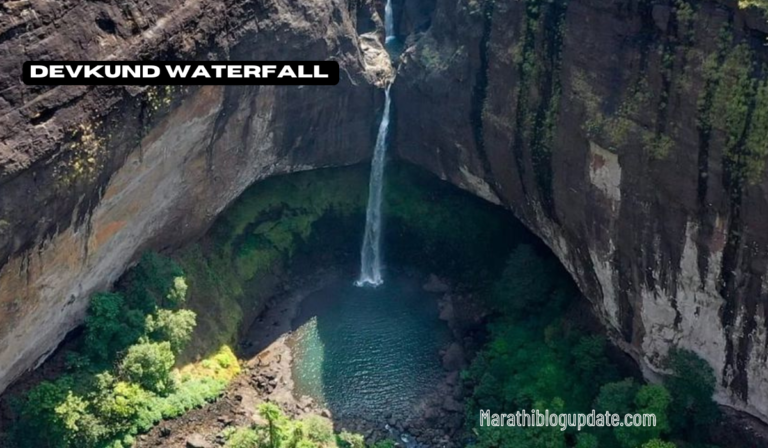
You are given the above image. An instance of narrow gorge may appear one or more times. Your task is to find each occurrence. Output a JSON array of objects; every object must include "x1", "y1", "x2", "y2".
[{"x1": 2, "y1": 0, "x2": 768, "y2": 447}]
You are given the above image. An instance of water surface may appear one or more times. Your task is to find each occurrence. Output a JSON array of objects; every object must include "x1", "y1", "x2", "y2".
[{"x1": 289, "y1": 275, "x2": 451, "y2": 421}]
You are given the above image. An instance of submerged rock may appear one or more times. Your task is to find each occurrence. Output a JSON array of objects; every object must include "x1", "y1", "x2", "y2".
[
  {"x1": 423, "y1": 274, "x2": 450, "y2": 293},
  {"x1": 441, "y1": 343, "x2": 466, "y2": 371}
]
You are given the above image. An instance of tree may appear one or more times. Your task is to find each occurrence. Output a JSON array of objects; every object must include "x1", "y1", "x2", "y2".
[
  {"x1": 303, "y1": 415, "x2": 334, "y2": 444},
  {"x1": 572, "y1": 336, "x2": 618, "y2": 389},
  {"x1": 491, "y1": 245, "x2": 561, "y2": 317},
  {"x1": 83, "y1": 292, "x2": 145, "y2": 363},
  {"x1": 595, "y1": 379, "x2": 638, "y2": 415},
  {"x1": 92, "y1": 376, "x2": 154, "y2": 431},
  {"x1": 121, "y1": 252, "x2": 187, "y2": 311},
  {"x1": 664, "y1": 349, "x2": 719, "y2": 436},
  {"x1": 337, "y1": 431, "x2": 365, "y2": 448},
  {"x1": 473, "y1": 425, "x2": 567, "y2": 448},
  {"x1": 286, "y1": 421, "x2": 308, "y2": 448},
  {"x1": 613, "y1": 384, "x2": 671, "y2": 448},
  {"x1": 575, "y1": 433, "x2": 599, "y2": 448},
  {"x1": 119, "y1": 341, "x2": 175, "y2": 394},
  {"x1": 259, "y1": 403, "x2": 286, "y2": 448},
  {"x1": 13, "y1": 377, "x2": 74, "y2": 448},
  {"x1": 145, "y1": 309, "x2": 197, "y2": 354},
  {"x1": 55, "y1": 391, "x2": 107, "y2": 447}
]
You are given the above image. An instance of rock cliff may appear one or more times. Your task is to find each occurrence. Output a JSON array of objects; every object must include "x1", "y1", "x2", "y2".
[
  {"x1": 394, "y1": 0, "x2": 768, "y2": 422},
  {"x1": 4, "y1": 0, "x2": 768, "y2": 428},
  {"x1": 0, "y1": 0, "x2": 390, "y2": 394}
]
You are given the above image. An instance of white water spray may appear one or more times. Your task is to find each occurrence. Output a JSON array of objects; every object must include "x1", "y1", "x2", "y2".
[{"x1": 356, "y1": 86, "x2": 392, "y2": 287}]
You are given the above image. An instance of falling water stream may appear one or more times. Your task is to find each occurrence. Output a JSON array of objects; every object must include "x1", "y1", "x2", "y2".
[
  {"x1": 384, "y1": 0, "x2": 395, "y2": 43},
  {"x1": 297, "y1": 3, "x2": 439, "y2": 445},
  {"x1": 356, "y1": 0, "x2": 396, "y2": 287},
  {"x1": 356, "y1": 87, "x2": 392, "y2": 287}
]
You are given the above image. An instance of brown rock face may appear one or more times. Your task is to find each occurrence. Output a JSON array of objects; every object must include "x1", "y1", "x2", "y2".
[
  {"x1": 394, "y1": 0, "x2": 768, "y2": 422},
  {"x1": 0, "y1": 0, "x2": 391, "y2": 393}
]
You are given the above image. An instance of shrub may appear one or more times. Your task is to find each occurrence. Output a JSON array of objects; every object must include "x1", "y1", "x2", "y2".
[
  {"x1": 145, "y1": 309, "x2": 197, "y2": 354},
  {"x1": 12, "y1": 376, "x2": 74, "y2": 447},
  {"x1": 83, "y1": 292, "x2": 145, "y2": 363},
  {"x1": 121, "y1": 252, "x2": 187, "y2": 310},
  {"x1": 664, "y1": 349, "x2": 719, "y2": 436},
  {"x1": 302, "y1": 414, "x2": 334, "y2": 444},
  {"x1": 223, "y1": 427, "x2": 261, "y2": 448},
  {"x1": 337, "y1": 431, "x2": 365, "y2": 448},
  {"x1": 119, "y1": 341, "x2": 175, "y2": 394}
]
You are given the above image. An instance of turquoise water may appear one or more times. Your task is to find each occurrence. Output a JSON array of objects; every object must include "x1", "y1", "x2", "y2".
[{"x1": 289, "y1": 276, "x2": 451, "y2": 421}]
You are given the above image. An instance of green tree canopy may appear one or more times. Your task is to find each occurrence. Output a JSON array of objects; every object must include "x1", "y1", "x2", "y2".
[{"x1": 119, "y1": 341, "x2": 175, "y2": 394}]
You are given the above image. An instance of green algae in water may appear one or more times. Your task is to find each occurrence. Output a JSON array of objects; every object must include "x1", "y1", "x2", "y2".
[{"x1": 289, "y1": 275, "x2": 451, "y2": 421}]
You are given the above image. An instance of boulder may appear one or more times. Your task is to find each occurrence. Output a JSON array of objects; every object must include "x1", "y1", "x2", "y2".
[{"x1": 186, "y1": 434, "x2": 211, "y2": 448}]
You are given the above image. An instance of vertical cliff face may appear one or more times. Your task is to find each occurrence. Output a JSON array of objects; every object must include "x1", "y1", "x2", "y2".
[
  {"x1": 0, "y1": 0, "x2": 391, "y2": 394},
  {"x1": 394, "y1": 0, "x2": 768, "y2": 422}
]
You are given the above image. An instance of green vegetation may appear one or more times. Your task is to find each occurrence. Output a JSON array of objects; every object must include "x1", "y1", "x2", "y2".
[
  {"x1": 464, "y1": 244, "x2": 723, "y2": 447},
  {"x1": 699, "y1": 33, "x2": 768, "y2": 187},
  {"x1": 8, "y1": 254, "x2": 239, "y2": 448},
  {"x1": 664, "y1": 349, "x2": 720, "y2": 441},
  {"x1": 217, "y1": 403, "x2": 393, "y2": 448},
  {"x1": 739, "y1": 0, "x2": 768, "y2": 15},
  {"x1": 145, "y1": 86, "x2": 175, "y2": 113},
  {"x1": 4, "y1": 163, "x2": 735, "y2": 448},
  {"x1": 55, "y1": 122, "x2": 106, "y2": 189},
  {"x1": 6, "y1": 163, "x2": 524, "y2": 447},
  {"x1": 507, "y1": 0, "x2": 569, "y2": 214},
  {"x1": 580, "y1": 75, "x2": 654, "y2": 154},
  {"x1": 644, "y1": 133, "x2": 674, "y2": 161},
  {"x1": 174, "y1": 166, "x2": 370, "y2": 358},
  {"x1": 384, "y1": 163, "x2": 520, "y2": 283}
]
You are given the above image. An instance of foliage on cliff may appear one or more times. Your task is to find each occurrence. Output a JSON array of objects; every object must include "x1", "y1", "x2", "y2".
[
  {"x1": 216, "y1": 403, "x2": 396, "y2": 448},
  {"x1": 5, "y1": 162, "x2": 528, "y2": 448},
  {"x1": 739, "y1": 0, "x2": 768, "y2": 14},
  {"x1": 384, "y1": 163, "x2": 520, "y2": 284},
  {"x1": 177, "y1": 162, "x2": 521, "y2": 360},
  {"x1": 464, "y1": 245, "x2": 722, "y2": 448},
  {"x1": 698, "y1": 30, "x2": 768, "y2": 188},
  {"x1": 8, "y1": 254, "x2": 239, "y2": 448},
  {"x1": 172, "y1": 165, "x2": 370, "y2": 359}
]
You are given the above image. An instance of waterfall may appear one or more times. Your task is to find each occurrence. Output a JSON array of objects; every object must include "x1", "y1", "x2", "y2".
[
  {"x1": 356, "y1": 0, "x2": 395, "y2": 287},
  {"x1": 384, "y1": 0, "x2": 395, "y2": 43},
  {"x1": 356, "y1": 86, "x2": 392, "y2": 287}
]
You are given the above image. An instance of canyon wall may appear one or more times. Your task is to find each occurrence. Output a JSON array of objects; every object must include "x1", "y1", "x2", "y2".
[
  {"x1": 0, "y1": 0, "x2": 389, "y2": 394},
  {"x1": 4, "y1": 0, "x2": 768, "y2": 429},
  {"x1": 394, "y1": 0, "x2": 768, "y2": 422}
]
